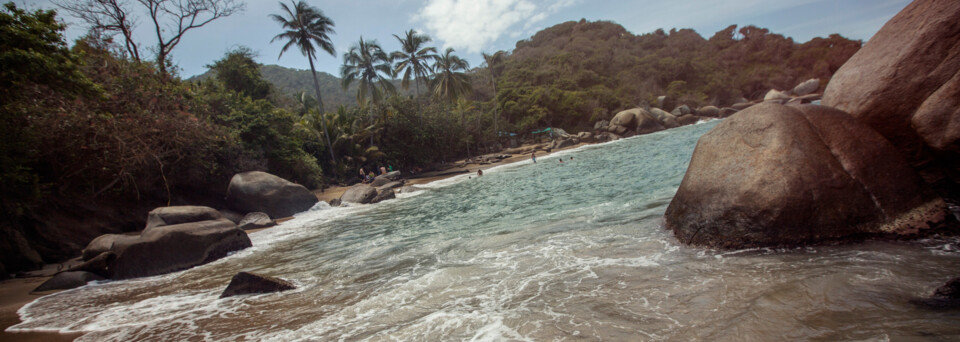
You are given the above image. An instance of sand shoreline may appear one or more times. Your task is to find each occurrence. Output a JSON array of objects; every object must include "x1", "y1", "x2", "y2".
[{"x1": 0, "y1": 141, "x2": 593, "y2": 341}]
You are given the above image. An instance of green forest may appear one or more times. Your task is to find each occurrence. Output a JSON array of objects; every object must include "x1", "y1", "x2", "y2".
[{"x1": 0, "y1": 1, "x2": 859, "y2": 271}]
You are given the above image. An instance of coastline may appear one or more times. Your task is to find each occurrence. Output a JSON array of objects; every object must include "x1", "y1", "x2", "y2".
[{"x1": 0, "y1": 140, "x2": 592, "y2": 341}]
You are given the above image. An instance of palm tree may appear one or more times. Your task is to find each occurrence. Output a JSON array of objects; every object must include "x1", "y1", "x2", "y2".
[
  {"x1": 270, "y1": 0, "x2": 337, "y2": 165},
  {"x1": 340, "y1": 37, "x2": 395, "y2": 146},
  {"x1": 391, "y1": 29, "x2": 438, "y2": 122},
  {"x1": 431, "y1": 47, "x2": 472, "y2": 106},
  {"x1": 483, "y1": 51, "x2": 506, "y2": 137}
]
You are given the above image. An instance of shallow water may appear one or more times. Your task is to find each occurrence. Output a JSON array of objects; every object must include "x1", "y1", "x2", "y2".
[{"x1": 10, "y1": 120, "x2": 960, "y2": 341}]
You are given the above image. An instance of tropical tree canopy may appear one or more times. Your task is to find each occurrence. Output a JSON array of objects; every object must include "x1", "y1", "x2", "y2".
[
  {"x1": 340, "y1": 37, "x2": 396, "y2": 106},
  {"x1": 269, "y1": 0, "x2": 338, "y2": 164},
  {"x1": 431, "y1": 47, "x2": 472, "y2": 104},
  {"x1": 392, "y1": 29, "x2": 437, "y2": 93}
]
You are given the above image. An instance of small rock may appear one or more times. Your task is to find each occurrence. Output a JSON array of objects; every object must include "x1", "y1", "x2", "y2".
[
  {"x1": 33, "y1": 271, "x2": 105, "y2": 292},
  {"x1": 792, "y1": 78, "x2": 820, "y2": 96},
  {"x1": 220, "y1": 272, "x2": 295, "y2": 298},
  {"x1": 237, "y1": 212, "x2": 276, "y2": 231},
  {"x1": 328, "y1": 198, "x2": 341, "y2": 207},
  {"x1": 697, "y1": 106, "x2": 720, "y2": 117},
  {"x1": 719, "y1": 108, "x2": 738, "y2": 118}
]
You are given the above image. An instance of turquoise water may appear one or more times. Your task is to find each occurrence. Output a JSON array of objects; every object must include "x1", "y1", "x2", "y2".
[{"x1": 10, "y1": 120, "x2": 960, "y2": 341}]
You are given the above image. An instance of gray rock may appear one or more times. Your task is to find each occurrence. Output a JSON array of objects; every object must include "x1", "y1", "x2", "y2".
[
  {"x1": 678, "y1": 114, "x2": 699, "y2": 126},
  {"x1": 82, "y1": 234, "x2": 139, "y2": 261},
  {"x1": 792, "y1": 78, "x2": 820, "y2": 96},
  {"x1": 111, "y1": 219, "x2": 251, "y2": 279},
  {"x1": 68, "y1": 251, "x2": 116, "y2": 278},
  {"x1": 371, "y1": 188, "x2": 396, "y2": 203},
  {"x1": 341, "y1": 184, "x2": 378, "y2": 204},
  {"x1": 671, "y1": 104, "x2": 692, "y2": 116},
  {"x1": 237, "y1": 212, "x2": 276, "y2": 231},
  {"x1": 610, "y1": 109, "x2": 639, "y2": 129},
  {"x1": 763, "y1": 89, "x2": 790, "y2": 102},
  {"x1": 33, "y1": 271, "x2": 105, "y2": 292},
  {"x1": 593, "y1": 120, "x2": 609, "y2": 131},
  {"x1": 607, "y1": 124, "x2": 628, "y2": 135},
  {"x1": 731, "y1": 102, "x2": 754, "y2": 111},
  {"x1": 377, "y1": 181, "x2": 404, "y2": 191},
  {"x1": 225, "y1": 171, "x2": 318, "y2": 219},
  {"x1": 220, "y1": 271, "x2": 295, "y2": 298},
  {"x1": 697, "y1": 106, "x2": 720, "y2": 117},
  {"x1": 636, "y1": 111, "x2": 666, "y2": 135},
  {"x1": 328, "y1": 198, "x2": 341, "y2": 207},
  {"x1": 144, "y1": 206, "x2": 222, "y2": 232}
]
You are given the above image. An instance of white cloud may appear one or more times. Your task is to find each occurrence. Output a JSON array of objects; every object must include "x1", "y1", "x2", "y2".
[{"x1": 415, "y1": 0, "x2": 578, "y2": 53}]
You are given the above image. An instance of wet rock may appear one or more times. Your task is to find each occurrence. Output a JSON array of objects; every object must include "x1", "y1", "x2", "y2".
[
  {"x1": 665, "y1": 103, "x2": 946, "y2": 248},
  {"x1": 68, "y1": 251, "x2": 116, "y2": 278},
  {"x1": 144, "y1": 206, "x2": 222, "y2": 233},
  {"x1": 340, "y1": 184, "x2": 378, "y2": 204},
  {"x1": 328, "y1": 198, "x2": 341, "y2": 207},
  {"x1": 111, "y1": 219, "x2": 251, "y2": 279},
  {"x1": 377, "y1": 181, "x2": 405, "y2": 191},
  {"x1": 912, "y1": 277, "x2": 960, "y2": 309},
  {"x1": 372, "y1": 188, "x2": 396, "y2": 203},
  {"x1": 237, "y1": 212, "x2": 276, "y2": 231},
  {"x1": 225, "y1": 171, "x2": 318, "y2": 219},
  {"x1": 220, "y1": 271, "x2": 295, "y2": 298},
  {"x1": 33, "y1": 271, "x2": 105, "y2": 292}
]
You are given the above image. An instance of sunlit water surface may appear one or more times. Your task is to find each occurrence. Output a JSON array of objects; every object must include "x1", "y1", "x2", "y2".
[{"x1": 10, "y1": 120, "x2": 960, "y2": 341}]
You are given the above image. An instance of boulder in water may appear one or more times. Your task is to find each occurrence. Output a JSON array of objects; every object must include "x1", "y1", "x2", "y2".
[
  {"x1": 665, "y1": 103, "x2": 946, "y2": 248},
  {"x1": 372, "y1": 188, "x2": 396, "y2": 203},
  {"x1": 341, "y1": 184, "x2": 378, "y2": 204},
  {"x1": 82, "y1": 234, "x2": 139, "y2": 261},
  {"x1": 111, "y1": 218, "x2": 251, "y2": 279},
  {"x1": 220, "y1": 271, "x2": 296, "y2": 298},
  {"x1": 225, "y1": 171, "x2": 318, "y2": 219}
]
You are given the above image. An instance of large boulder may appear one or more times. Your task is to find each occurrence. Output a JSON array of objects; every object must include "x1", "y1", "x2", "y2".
[
  {"x1": 636, "y1": 110, "x2": 666, "y2": 135},
  {"x1": 82, "y1": 234, "x2": 139, "y2": 261},
  {"x1": 665, "y1": 103, "x2": 946, "y2": 248},
  {"x1": 610, "y1": 108, "x2": 642, "y2": 130},
  {"x1": 823, "y1": 0, "x2": 960, "y2": 154},
  {"x1": 144, "y1": 206, "x2": 222, "y2": 232},
  {"x1": 220, "y1": 272, "x2": 296, "y2": 298},
  {"x1": 32, "y1": 271, "x2": 105, "y2": 292},
  {"x1": 649, "y1": 108, "x2": 679, "y2": 129},
  {"x1": 340, "y1": 184, "x2": 378, "y2": 204},
  {"x1": 225, "y1": 171, "x2": 319, "y2": 219},
  {"x1": 111, "y1": 219, "x2": 251, "y2": 279},
  {"x1": 792, "y1": 78, "x2": 820, "y2": 96}
]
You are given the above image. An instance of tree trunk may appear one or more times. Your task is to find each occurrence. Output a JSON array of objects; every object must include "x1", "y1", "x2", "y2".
[{"x1": 308, "y1": 57, "x2": 338, "y2": 168}]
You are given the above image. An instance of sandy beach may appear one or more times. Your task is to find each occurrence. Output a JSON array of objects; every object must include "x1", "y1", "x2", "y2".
[{"x1": 0, "y1": 141, "x2": 589, "y2": 341}]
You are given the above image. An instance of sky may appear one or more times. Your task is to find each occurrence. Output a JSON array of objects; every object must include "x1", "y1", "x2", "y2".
[{"x1": 16, "y1": 0, "x2": 912, "y2": 79}]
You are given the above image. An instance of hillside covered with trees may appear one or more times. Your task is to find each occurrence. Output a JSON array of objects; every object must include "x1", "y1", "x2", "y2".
[{"x1": 0, "y1": 0, "x2": 860, "y2": 275}]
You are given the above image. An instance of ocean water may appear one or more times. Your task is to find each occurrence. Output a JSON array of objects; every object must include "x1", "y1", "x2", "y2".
[{"x1": 9, "y1": 120, "x2": 960, "y2": 341}]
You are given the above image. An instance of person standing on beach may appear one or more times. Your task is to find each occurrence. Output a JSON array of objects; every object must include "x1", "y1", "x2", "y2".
[{"x1": 531, "y1": 151, "x2": 537, "y2": 163}]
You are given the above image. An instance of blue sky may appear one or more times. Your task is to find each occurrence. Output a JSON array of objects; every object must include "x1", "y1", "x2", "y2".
[{"x1": 17, "y1": 0, "x2": 910, "y2": 78}]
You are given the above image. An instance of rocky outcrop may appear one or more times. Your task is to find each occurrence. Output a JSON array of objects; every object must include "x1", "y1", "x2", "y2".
[
  {"x1": 341, "y1": 184, "x2": 378, "y2": 204},
  {"x1": 237, "y1": 212, "x2": 276, "y2": 231},
  {"x1": 823, "y1": 0, "x2": 960, "y2": 155},
  {"x1": 110, "y1": 219, "x2": 251, "y2": 279},
  {"x1": 220, "y1": 271, "x2": 296, "y2": 298},
  {"x1": 82, "y1": 234, "x2": 139, "y2": 261},
  {"x1": 144, "y1": 206, "x2": 222, "y2": 232},
  {"x1": 665, "y1": 103, "x2": 945, "y2": 248},
  {"x1": 225, "y1": 171, "x2": 318, "y2": 219},
  {"x1": 32, "y1": 271, "x2": 105, "y2": 292},
  {"x1": 372, "y1": 188, "x2": 396, "y2": 203}
]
